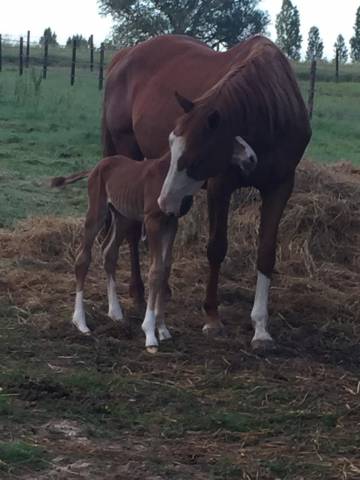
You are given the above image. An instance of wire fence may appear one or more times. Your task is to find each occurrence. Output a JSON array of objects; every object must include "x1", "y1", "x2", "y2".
[
  {"x1": 1, "y1": 31, "x2": 360, "y2": 92},
  {"x1": 0, "y1": 32, "x2": 118, "y2": 89}
]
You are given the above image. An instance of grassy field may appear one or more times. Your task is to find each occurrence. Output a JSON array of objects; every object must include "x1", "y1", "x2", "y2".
[
  {"x1": 0, "y1": 67, "x2": 360, "y2": 479},
  {"x1": 0, "y1": 66, "x2": 359, "y2": 227}
]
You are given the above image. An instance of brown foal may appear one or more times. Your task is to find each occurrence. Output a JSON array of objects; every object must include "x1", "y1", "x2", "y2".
[
  {"x1": 72, "y1": 136, "x2": 256, "y2": 351},
  {"x1": 72, "y1": 154, "x2": 179, "y2": 351}
]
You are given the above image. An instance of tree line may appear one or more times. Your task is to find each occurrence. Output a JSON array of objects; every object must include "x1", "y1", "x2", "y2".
[
  {"x1": 38, "y1": 1, "x2": 360, "y2": 62},
  {"x1": 39, "y1": 28, "x2": 93, "y2": 48}
]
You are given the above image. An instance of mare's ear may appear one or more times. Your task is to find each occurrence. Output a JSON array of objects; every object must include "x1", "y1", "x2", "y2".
[
  {"x1": 208, "y1": 110, "x2": 220, "y2": 130},
  {"x1": 174, "y1": 91, "x2": 194, "y2": 113}
]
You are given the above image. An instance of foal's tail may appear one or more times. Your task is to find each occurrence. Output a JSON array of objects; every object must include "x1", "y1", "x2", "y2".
[{"x1": 50, "y1": 169, "x2": 91, "y2": 188}]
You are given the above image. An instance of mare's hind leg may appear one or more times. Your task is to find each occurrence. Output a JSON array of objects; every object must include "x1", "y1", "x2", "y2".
[
  {"x1": 126, "y1": 222, "x2": 145, "y2": 308},
  {"x1": 101, "y1": 209, "x2": 128, "y2": 322},
  {"x1": 73, "y1": 207, "x2": 107, "y2": 334},
  {"x1": 203, "y1": 175, "x2": 237, "y2": 335},
  {"x1": 251, "y1": 175, "x2": 295, "y2": 352}
]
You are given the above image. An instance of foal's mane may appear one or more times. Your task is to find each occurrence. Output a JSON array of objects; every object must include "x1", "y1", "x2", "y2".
[{"x1": 178, "y1": 36, "x2": 306, "y2": 145}]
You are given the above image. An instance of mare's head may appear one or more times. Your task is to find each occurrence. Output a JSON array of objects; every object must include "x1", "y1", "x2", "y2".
[{"x1": 158, "y1": 92, "x2": 257, "y2": 216}]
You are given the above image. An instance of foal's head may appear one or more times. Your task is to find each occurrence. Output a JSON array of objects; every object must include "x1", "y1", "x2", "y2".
[{"x1": 158, "y1": 92, "x2": 257, "y2": 216}]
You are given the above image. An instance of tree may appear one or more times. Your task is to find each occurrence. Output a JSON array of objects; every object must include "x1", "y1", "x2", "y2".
[
  {"x1": 334, "y1": 34, "x2": 348, "y2": 63},
  {"x1": 39, "y1": 27, "x2": 58, "y2": 46},
  {"x1": 350, "y1": 6, "x2": 360, "y2": 61},
  {"x1": 98, "y1": 0, "x2": 270, "y2": 48},
  {"x1": 275, "y1": 0, "x2": 302, "y2": 60},
  {"x1": 66, "y1": 35, "x2": 89, "y2": 48},
  {"x1": 306, "y1": 26, "x2": 323, "y2": 61}
]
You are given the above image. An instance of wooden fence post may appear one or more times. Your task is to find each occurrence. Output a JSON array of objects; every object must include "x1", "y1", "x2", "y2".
[
  {"x1": 19, "y1": 36, "x2": 24, "y2": 76},
  {"x1": 308, "y1": 59, "x2": 317, "y2": 120},
  {"x1": 43, "y1": 35, "x2": 49, "y2": 79},
  {"x1": 26, "y1": 30, "x2": 30, "y2": 68},
  {"x1": 98, "y1": 42, "x2": 105, "y2": 90},
  {"x1": 89, "y1": 34, "x2": 94, "y2": 72},
  {"x1": 0, "y1": 35, "x2": 2, "y2": 72},
  {"x1": 70, "y1": 38, "x2": 77, "y2": 86},
  {"x1": 335, "y1": 48, "x2": 339, "y2": 83}
]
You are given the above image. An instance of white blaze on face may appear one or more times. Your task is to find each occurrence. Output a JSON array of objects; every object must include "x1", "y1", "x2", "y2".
[
  {"x1": 231, "y1": 136, "x2": 257, "y2": 174},
  {"x1": 158, "y1": 132, "x2": 203, "y2": 216}
]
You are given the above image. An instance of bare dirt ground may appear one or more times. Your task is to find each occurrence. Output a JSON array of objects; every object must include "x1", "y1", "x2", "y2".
[{"x1": 0, "y1": 161, "x2": 360, "y2": 479}]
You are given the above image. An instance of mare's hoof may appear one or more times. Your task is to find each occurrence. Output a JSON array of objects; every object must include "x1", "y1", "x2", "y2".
[
  {"x1": 202, "y1": 323, "x2": 225, "y2": 337},
  {"x1": 251, "y1": 339, "x2": 276, "y2": 354},
  {"x1": 146, "y1": 346, "x2": 158, "y2": 354}
]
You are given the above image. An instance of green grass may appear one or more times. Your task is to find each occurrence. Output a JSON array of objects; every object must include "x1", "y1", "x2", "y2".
[
  {"x1": 0, "y1": 66, "x2": 359, "y2": 229},
  {"x1": 0, "y1": 441, "x2": 48, "y2": 474}
]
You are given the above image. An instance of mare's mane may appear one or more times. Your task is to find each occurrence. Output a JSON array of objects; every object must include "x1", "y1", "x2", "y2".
[{"x1": 178, "y1": 36, "x2": 307, "y2": 147}]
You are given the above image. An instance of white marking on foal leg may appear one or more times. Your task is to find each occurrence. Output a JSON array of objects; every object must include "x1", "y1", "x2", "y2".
[
  {"x1": 72, "y1": 291, "x2": 90, "y2": 334},
  {"x1": 156, "y1": 294, "x2": 172, "y2": 342},
  {"x1": 250, "y1": 271, "x2": 273, "y2": 344},
  {"x1": 142, "y1": 306, "x2": 159, "y2": 350},
  {"x1": 107, "y1": 276, "x2": 123, "y2": 322}
]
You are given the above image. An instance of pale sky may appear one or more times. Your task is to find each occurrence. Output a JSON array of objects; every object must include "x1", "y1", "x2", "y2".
[{"x1": 0, "y1": 0, "x2": 359, "y2": 59}]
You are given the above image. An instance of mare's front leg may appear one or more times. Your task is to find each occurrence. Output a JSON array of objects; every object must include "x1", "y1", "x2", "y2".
[
  {"x1": 203, "y1": 175, "x2": 237, "y2": 335},
  {"x1": 251, "y1": 175, "x2": 295, "y2": 351}
]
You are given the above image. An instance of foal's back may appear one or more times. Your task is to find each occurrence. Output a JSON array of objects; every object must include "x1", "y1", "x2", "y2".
[{"x1": 96, "y1": 155, "x2": 169, "y2": 220}]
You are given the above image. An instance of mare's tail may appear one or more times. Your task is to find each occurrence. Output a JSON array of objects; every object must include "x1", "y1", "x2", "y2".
[{"x1": 50, "y1": 170, "x2": 91, "y2": 188}]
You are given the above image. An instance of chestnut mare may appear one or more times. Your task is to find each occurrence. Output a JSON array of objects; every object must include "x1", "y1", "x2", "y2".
[
  {"x1": 54, "y1": 34, "x2": 311, "y2": 351},
  {"x1": 73, "y1": 138, "x2": 255, "y2": 351}
]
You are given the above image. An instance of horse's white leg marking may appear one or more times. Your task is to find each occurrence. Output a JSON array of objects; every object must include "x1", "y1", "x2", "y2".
[
  {"x1": 156, "y1": 224, "x2": 177, "y2": 341},
  {"x1": 72, "y1": 291, "x2": 90, "y2": 334},
  {"x1": 142, "y1": 306, "x2": 159, "y2": 348},
  {"x1": 156, "y1": 292, "x2": 172, "y2": 341},
  {"x1": 107, "y1": 276, "x2": 123, "y2": 322},
  {"x1": 250, "y1": 271, "x2": 273, "y2": 343}
]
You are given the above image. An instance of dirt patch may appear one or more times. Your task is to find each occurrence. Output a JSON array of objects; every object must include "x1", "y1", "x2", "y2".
[{"x1": 1, "y1": 160, "x2": 360, "y2": 479}]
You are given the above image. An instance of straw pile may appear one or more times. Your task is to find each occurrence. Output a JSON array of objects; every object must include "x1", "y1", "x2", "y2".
[{"x1": 0, "y1": 160, "x2": 359, "y2": 333}]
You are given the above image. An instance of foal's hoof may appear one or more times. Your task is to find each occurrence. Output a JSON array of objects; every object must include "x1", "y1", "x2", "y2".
[
  {"x1": 251, "y1": 338, "x2": 276, "y2": 354},
  {"x1": 72, "y1": 321, "x2": 91, "y2": 336},
  {"x1": 146, "y1": 346, "x2": 159, "y2": 354},
  {"x1": 202, "y1": 323, "x2": 225, "y2": 337}
]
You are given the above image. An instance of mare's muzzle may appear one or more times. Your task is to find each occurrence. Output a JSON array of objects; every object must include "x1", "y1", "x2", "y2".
[{"x1": 179, "y1": 196, "x2": 193, "y2": 217}]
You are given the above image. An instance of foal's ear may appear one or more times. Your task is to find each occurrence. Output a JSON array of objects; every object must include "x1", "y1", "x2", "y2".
[
  {"x1": 208, "y1": 110, "x2": 220, "y2": 130},
  {"x1": 174, "y1": 91, "x2": 194, "y2": 113}
]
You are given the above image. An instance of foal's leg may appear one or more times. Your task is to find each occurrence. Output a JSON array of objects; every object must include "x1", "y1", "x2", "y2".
[
  {"x1": 141, "y1": 218, "x2": 166, "y2": 352},
  {"x1": 251, "y1": 175, "x2": 295, "y2": 351},
  {"x1": 101, "y1": 210, "x2": 128, "y2": 322},
  {"x1": 73, "y1": 206, "x2": 107, "y2": 334},
  {"x1": 156, "y1": 220, "x2": 177, "y2": 342},
  {"x1": 203, "y1": 176, "x2": 236, "y2": 334}
]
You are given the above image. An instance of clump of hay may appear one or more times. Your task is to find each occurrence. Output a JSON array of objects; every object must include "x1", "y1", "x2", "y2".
[
  {"x1": 176, "y1": 160, "x2": 360, "y2": 323},
  {"x1": 0, "y1": 160, "x2": 359, "y2": 329},
  {"x1": 0, "y1": 216, "x2": 83, "y2": 267}
]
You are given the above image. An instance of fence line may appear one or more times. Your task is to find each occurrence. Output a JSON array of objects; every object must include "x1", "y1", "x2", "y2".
[
  {"x1": 308, "y1": 59, "x2": 317, "y2": 120},
  {"x1": 0, "y1": 32, "x2": 116, "y2": 89}
]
